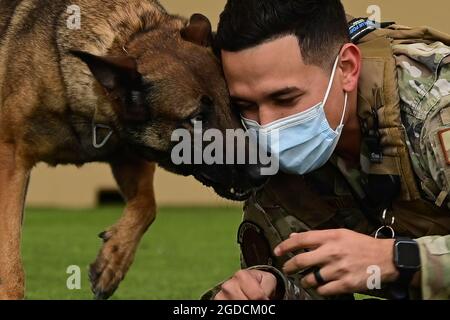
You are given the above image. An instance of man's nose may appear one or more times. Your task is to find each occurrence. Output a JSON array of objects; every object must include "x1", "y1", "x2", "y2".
[{"x1": 258, "y1": 105, "x2": 280, "y2": 126}]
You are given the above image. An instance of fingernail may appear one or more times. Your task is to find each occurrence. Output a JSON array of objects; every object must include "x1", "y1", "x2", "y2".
[{"x1": 274, "y1": 247, "x2": 281, "y2": 256}]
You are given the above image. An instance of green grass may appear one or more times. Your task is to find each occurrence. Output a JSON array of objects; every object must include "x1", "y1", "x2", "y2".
[{"x1": 22, "y1": 206, "x2": 243, "y2": 300}]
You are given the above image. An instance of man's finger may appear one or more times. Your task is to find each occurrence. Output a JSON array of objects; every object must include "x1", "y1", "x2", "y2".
[
  {"x1": 274, "y1": 230, "x2": 333, "y2": 256},
  {"x1": 218, "y1": 279, "x2": 249, "y2": 300},
  {"x1": 214, "y1": 292, "x2": 227, "y2": 300},
  {"x1": 300, "y1": 266, "x2": 336, "y2": 289},
  {"x1": 282, "y1": 249, "x2": 328, "y2": 275},
  {"x1": 316, "y1": 280, "x2": 352, "y2": 296},
  {"x1": 235, "y1": 271, "x2": 270, "y2": 300},
  {"x1": 215, "y1": 290, "x2": 247, "y2": 300},
  {"x1": 249, "y1": 270, "x2": 278, "y2": 298}
]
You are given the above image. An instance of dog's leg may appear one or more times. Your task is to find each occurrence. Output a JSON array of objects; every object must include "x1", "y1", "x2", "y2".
[
  {"x1": 89, "y1": 158, "x2": 157, "y2": 300},
  {"x1": 0, "y1": 143, "x2": 30, "y2": 300}
]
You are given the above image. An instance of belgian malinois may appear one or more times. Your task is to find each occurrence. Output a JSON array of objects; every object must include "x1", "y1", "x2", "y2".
[{"x1": 0, "y1": 0, "x2": 265, "y2": 299}]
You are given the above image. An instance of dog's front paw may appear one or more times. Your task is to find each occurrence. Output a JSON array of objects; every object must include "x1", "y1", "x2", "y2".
[{"x1": 89, "y1": 230, "x2": 138, "y2": 300}]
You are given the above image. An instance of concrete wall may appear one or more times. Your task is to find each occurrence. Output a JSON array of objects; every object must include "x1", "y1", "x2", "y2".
[{"x1": 26, "y1": 0, "x2": 449, "y2": 208}]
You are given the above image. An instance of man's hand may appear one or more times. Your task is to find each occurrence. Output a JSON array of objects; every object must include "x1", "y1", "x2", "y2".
[
  {"x1": 274, "y1": 229, "x2": 400, "y2": 296},
  {"x1": 214, "y1": 269, "x2": 278, "y2": 300}
]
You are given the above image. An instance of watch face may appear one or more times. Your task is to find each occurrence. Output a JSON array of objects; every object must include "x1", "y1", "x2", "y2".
[{"x1": 396, "y1": 241, "x2": 421, "y2": 269}]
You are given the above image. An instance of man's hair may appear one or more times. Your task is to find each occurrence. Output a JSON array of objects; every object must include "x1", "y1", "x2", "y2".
[{"x1": 215, "y1": 0, "x2": 350, "y2": 69}]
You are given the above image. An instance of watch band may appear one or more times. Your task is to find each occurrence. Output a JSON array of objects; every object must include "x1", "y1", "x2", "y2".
[{"x1": 391, "y1": 237, "x2": 421, "y2": 299}]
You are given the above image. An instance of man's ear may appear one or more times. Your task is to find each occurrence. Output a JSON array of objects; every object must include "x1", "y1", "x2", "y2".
[
  {"x1": 180, "y1": 13, "x2": 213, "y2": 47},
  {"x1": 339, "y1": 43, "x2": 361, "y2": 93},
  {"x1": 70, "y1": 50, "x2": 142, "y2": 91}
]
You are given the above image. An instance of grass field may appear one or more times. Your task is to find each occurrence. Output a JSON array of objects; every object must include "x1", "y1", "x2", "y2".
[{"x1": 22, "y1": 206, "x2": 243, "y2": 300}]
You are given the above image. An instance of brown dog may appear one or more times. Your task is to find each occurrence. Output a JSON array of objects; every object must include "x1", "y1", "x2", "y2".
[{"x1": 0, "y1": 0, "x2": 264, "y2": 299}]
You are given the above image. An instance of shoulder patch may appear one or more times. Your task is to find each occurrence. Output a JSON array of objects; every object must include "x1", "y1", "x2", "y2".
[{"x1": 438, "y1": 128, "x2": 450, "y2": 165}]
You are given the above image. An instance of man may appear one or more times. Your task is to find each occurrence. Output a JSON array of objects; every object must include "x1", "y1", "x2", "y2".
[{"x1": 203, "y1": 0, "x2": 450, "y2": 300}]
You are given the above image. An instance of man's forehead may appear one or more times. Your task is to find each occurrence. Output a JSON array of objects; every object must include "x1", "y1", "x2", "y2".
[
  {"x1": 229, "y1": 83, "x2": 305, "y2": 101},
  {"x1": 222, "y1": 36, "x2": 304, "y2": 71},
  {"x1": 220, "y1": 35, "x2": 331, "y2": 102},
  {"x1": 222, "y1": 34, "x2": 301, "y2": 56},
  {"x1": 221, "y1": 36, "x2": 313, "y2": 79}
]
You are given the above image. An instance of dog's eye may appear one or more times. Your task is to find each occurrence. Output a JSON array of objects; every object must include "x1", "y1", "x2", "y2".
[
  {"x1": 190, "y1": 115, "x2": 204, "y2": 125},
  {"x1": 201, "y1": 95, "x2": 214, "y2": 107}
]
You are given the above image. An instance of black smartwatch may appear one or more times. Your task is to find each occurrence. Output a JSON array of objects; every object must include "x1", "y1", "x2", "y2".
[{"x1": 391, "y1": 237, "x2": 421, "y2": 299}]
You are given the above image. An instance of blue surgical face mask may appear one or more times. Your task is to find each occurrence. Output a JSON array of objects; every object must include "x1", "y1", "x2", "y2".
[{"x1": 242, "y1": 55, "x2": 348, "y2": 175}]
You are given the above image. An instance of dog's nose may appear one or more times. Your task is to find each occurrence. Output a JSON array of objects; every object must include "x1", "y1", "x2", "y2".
[{"x1": 246, "y1": 164, "x2": 270, "y2": 188}]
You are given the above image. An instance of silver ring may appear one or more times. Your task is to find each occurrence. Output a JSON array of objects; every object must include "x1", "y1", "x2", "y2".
[{"x1": 374, "y1": 225, "x2": 395, "y2": 239}]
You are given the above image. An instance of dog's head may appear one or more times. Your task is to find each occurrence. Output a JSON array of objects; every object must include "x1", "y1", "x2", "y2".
[{"x1": 71, "y1": 14, "x2": 269, "y2": 201}]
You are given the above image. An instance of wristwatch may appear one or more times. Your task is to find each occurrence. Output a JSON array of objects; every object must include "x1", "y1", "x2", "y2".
[{"x1": 391, "y1": 237, "x2": 421, "y2": 299}]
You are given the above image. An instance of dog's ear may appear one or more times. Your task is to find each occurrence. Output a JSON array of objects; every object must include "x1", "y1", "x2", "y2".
[
  {"x1": 71, "y1": 50, "x2": 149, "y2": 122},
  {"x1": 180, "y1": 14, "x2": 213, "y2": 47},
  {"x1": 70, "y1": 50, "x2": 142, "y2": 91}
]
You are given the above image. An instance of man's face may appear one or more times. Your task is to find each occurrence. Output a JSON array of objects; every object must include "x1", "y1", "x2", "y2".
[{"x1": 221, "y1": 35, "x2": 345, "y2": 129}]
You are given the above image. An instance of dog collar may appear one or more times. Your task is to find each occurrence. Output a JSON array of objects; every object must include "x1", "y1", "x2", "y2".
[{"x1": 92, "y1": 122, "x2": 113, "y2": 149}]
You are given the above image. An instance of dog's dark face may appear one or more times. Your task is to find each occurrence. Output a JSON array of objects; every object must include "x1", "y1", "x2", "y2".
[{"x1": 72, "y1": 15, "x2": 268, "y2": 201}]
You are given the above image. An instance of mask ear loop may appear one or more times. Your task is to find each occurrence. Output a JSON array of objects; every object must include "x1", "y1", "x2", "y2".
[
  {"x1": 241, "y1": 117, "x2": 249, "y2": 131},
  {"x1": 323, "y1": 55, "x2": 349, "y2": 131},
  {"x1": 338, "y1": 92, "x2": 348, "y2": 127},
  {"x1": 322, "y1": 55, "x2": 340, "y2": 107}
]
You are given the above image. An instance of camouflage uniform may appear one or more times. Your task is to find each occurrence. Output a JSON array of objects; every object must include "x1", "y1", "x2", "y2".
[
  {"x1": 202, "y1": 31, "x2": 450, "y2": 300},
  {"x1": 396, "y1": 41, "x2": 450, "y2": 299}
]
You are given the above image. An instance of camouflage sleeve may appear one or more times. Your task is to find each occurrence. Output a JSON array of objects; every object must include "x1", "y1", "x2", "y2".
[
  {"x1": 415, "y1": 235, "x2": 450, "y2": 299},
  {"x1": 395, "y1": 42, "x2": 450, "y2": 299},
  {"x1": 200, "y1": 265, "x2": 311, "y2": 300},
  {"x1": 412, "y1": 48, "x2": 450, "y2": 300},
  {"x1": 247, "y1": 265, "x2": 312, "y2": 300},
  {"x1": 200, "y1": 280, "x2": 226, "y2": 300}
]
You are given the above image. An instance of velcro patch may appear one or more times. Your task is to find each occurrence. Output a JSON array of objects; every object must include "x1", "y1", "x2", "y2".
[
  {"x1": 348, "y1": 18, "x2": 377, "y2": 43},
  {"x1": 438, "y1": 128, "x2": 450, "y2": 165}
]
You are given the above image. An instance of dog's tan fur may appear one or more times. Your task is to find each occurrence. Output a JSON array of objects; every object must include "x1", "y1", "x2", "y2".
[{"x1": 0, "y1": 0, "x2": 255, "y2": 300}]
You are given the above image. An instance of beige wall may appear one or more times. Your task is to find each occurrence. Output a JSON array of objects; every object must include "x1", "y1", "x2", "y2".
[
  {"x1": 159, "y1": 0, "x2": 225, "y2": 28},
  {"x1": 28, "y1": 164, "x2": 234, "y2": 208},
  {"x1": 27, "y1": 1, "x2": 450, "y2": 208},
  {"x1": 342, "y1": 0, "x2": 449, "y2": 33},
  {"x1": 159, "y1": 0, "x2": 450, "y2": 33}
]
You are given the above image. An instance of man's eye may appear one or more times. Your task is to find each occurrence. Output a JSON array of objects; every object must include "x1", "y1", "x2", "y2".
[
  {"x1": 277, "y1": 100, "x2": 293, "y2": 105},
  {"x1": 275, "y1": 97, "x2": 300, "y2": 106},
  {"x1": 233, "y1": 102, "x2": 256, "y2": 111},
  {"x1": 275, "y1": 97, "x2": 300, "y2": 105}
]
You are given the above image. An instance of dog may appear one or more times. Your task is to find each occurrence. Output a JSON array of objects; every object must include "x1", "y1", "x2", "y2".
[{"x1": 0, "y1": 0, "x2": 265, "y2": 300}]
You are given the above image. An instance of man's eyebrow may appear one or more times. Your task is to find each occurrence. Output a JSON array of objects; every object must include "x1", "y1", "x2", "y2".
[
  {"x1": 230, "y1": 96, "x2": 253, "y2": 104},
  {"x1": 230, "y1": 87, "x2": 304, "y2": 103},
  {"x1": 268, "y1": 87, "x2": 303, "y2": 99}
]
